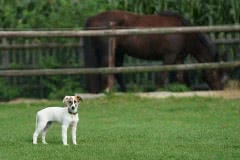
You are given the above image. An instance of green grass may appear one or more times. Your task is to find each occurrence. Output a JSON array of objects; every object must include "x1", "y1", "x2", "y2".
[{"x1": 0, "y1": 95, "x2": 240, "y2": 160}]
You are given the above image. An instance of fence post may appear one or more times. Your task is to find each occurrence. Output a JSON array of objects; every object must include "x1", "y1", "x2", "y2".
[
  {"x1": 1, "y1": 38, "x2": 10, "y2": 68},
  {"x1": 79, "y1": 38, "x2": 84, "y2": 66},
  {"x1": 106, "y1": 22, "x2": 116, "y2": 92}
]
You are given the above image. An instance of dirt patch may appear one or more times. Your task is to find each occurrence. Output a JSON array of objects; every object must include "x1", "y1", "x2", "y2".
[
  {"x1": 75, "y1": 93, "x2": 105, "y2": 100},
  {"x1": 2, "y1": 94, "x2": 106, "y2": 104},
  {"x1": 76, "y1": 90, "x2": 240, "y2": 99},
  {"x1": 2, "y1": 90, "x2": 240, "y2": 104},
  {"x1": 137, "y1": 90, "x2": 240, "y2": 99},
  {"x1": 1, "y1": 98, "x2": 49, "y2": 104}
]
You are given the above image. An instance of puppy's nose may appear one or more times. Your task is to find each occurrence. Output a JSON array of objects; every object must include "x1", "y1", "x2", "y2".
[{"x1": 71, "y1": 106, "x2": 75, "y2": 110}]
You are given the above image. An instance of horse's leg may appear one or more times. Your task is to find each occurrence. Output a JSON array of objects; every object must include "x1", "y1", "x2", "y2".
[
  {"x1": 85, "y1": 57, "x2": 101, "y2": 93},
  {"x1": 175, "y1": 54, "x2": 191, "y2": 86},
  {"x1": 96, "y1": 38, "x2": 115, "y2": 93},
  {"x1": 115, "y1": 51, "x2": 126, "y2": 92},
  {"x1": 83, "y1": 37, "x2": 101, "y2": 93},
  {"x1": 100, "y1": 53, "x2": 111, "y2": 92},
  {"x1": 175, "y1": 59, "x2": 185, "y2": 84},
  {"x1": 158, "y1": 53, "x2": 178, "y2": 87},
  {"x1": 158, "y1": 71, "x2": 169, "y2": 87}
]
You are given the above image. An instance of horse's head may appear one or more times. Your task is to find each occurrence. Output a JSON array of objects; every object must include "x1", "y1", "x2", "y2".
[
  {"x1": 203, "y1": 50, "x2": 229, "y2": 90},
  {"x1": 192, "y1": 32, "x2": 229, "y2": 90}
]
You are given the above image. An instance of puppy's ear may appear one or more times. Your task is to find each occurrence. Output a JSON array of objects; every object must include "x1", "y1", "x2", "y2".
[
  {"x1": 63, "y1": 96, "x2": 70, "y2": 106},
  {"x1": 75, "y1": 95, "x2": 83, "y2": 102}
]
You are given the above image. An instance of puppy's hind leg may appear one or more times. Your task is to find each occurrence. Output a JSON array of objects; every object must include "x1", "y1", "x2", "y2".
[
  {"x1": 42, "y1": 122, "x2": 52, "y2": 144},
  {"x1": 33, "y1": 116, "x2": 47, "y2": 144}
]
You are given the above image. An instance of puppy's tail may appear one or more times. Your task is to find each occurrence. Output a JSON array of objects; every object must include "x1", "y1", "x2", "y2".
[{"x1": 35, "y1": 113, "x2": 39, "y2": 129}]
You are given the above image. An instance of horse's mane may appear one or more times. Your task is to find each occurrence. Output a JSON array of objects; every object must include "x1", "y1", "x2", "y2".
[
  {"x1": 158, "y1": 11, "x2": 191, "y2": 26},
  {"x1": 159, "y1": 11, "x2": 216, "y2": 59}
]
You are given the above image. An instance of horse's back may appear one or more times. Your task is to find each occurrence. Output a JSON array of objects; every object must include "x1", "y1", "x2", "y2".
[
  {"x1": 134, "y1": 14, "x2": 185, "y2": 27},
  {"x1": 85, "y1": 10, "x2": 186, "y2": 28}
]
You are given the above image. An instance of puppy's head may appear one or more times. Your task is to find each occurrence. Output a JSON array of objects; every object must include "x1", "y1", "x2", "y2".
[{"x1": 63, "y1": 95, "x2": 83, "y2": 114}]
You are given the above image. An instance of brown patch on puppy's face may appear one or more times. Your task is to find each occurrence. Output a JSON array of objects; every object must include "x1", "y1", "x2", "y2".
[
  {"x1": 63, "y1": 96, "x2": 71, "y2": 107},
  {"x1": 75, "y1": 95, "x2": 83, "y2": 103}
]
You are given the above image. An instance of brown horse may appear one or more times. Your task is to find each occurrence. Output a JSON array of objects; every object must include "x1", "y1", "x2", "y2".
[{"x1": 84, "y1": 10, "x2": 225, "y2": 93}]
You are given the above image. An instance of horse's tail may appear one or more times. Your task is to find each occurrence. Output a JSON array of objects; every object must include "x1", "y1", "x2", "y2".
[
  {"x1": 83, "y1": 18, "x2": 101, "y2": 93},
  {"x1": 83, "y1": 17, "x2": 99, "y2": 69},
  {"x1": 83, "y1": 19, "x2": 92, "y2": 70}
]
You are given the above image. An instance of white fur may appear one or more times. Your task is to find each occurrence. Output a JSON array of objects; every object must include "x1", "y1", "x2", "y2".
[{"x1": 33, "y1": 95, "x2": 82, "y2": 145}]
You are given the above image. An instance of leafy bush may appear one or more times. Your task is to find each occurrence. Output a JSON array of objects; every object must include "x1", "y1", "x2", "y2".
[
  {"x1": 0, "y1": 0, "x2": 109, "y2": 29},
  {"x1": 0, "y1": 78, "x2": 21, "y2": 101},
  {"x1": 47, "y1": 76, "x2": 85, "y2": 99},
  {"x1": 160, "y1": 83, "x2": 191, "y2": 92}
]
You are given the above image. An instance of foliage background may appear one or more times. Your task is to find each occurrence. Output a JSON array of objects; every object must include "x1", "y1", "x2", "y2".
[
  {"x1": 0, "y1": 0, "x2": 239, "y2": 29},
  {"x1": 0, "y1": 0, "x2": 239, "y2": 100}
]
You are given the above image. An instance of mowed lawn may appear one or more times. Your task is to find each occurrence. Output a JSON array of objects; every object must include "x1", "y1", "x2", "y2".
[{"x1": 0, "y1": 95, "x2": 240, "y2": 160}]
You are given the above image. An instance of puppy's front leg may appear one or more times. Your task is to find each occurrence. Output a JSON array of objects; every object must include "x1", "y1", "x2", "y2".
[
  {"x1": 62, "y1": 124, "x2": 69, "y2": 145},
  {"x1": 72, "y1": 123, "x2": 78, "y2": 145}
]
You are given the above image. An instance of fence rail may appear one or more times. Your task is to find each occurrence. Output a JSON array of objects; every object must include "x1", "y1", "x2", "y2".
[
  {"x1": 0, "y1": 42, "x2": 81, "y2": 49},
  {"x1": 0, "y1": 61, "x2": 239, "y2": 77},
  {"x1": 0, "y1": 39, "x2": 239, "y2": 50},
  {"x1": 0, "y1": 25, "x2": 239, "y2": 37}
]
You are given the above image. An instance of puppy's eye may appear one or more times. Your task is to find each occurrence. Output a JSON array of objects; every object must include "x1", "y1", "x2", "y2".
[
  {"x1": 68, "y1": 101, "x2": 72, "y2": 104},
  {"x1": 74, "y1": 100, "x2": 77, "y2": 103}
]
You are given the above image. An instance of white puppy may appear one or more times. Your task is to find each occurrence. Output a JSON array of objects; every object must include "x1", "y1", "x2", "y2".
[{"x1": 33, "y1": 95, "x2": 82, "y2": 145}]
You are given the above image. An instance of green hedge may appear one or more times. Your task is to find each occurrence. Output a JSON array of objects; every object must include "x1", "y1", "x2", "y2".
[
  {"x1": 0, "y1": 0, "x2": 106, "y2": 29},
  {"x1": 0, "y1": 0, "x2": 239, "y2": 29},
  {"x1": 110, "y1": 0, "x2": 240, "y2": 25}
]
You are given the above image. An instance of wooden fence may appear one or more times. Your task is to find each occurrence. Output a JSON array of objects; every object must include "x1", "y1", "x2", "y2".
[{"x1": 0, "y1": 25, "x2": 239, "y2": 97}]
